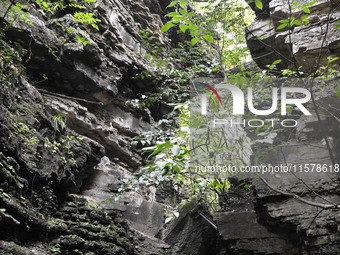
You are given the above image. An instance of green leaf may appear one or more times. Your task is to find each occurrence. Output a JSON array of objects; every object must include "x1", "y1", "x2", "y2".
[
  {"x1": 161, "y1": 22, "x2": 175, "y2": 32},
  {"x1": 292, "y1": 1, "x2": 299, "y2": 6},
  {"x1": 167, "y1": 0, "x2": 177, "y2": 8},
  {"x1": 142, "y1": 146, "x2": 156, "y2": 152},
  {"x1": 0, "y1": 208, "x2": 5, "y2": 212},
  {"x1": 291, "y1": 20, "x2": 302, "y2": 26},
  {"x1": 240, "y1": 76, "x2": 248, "y2": 84},
  {"x1": 75, "y1": 35, "x2": 91, "y2": 46},
  {"x1": 174, "y1": 16, "x2": 187, "y2": 21},
  {"x1": 328, "y1": 57, "x2": 339, "y2": 63},
  {"x1": 277, "y1": 23, "x2": 288, "y2": 30},
  {"x1": 301, "y1": 14, "x2": 308, "y2": 20},
  {"x1": 179, "y1": 0, "x2": 187, "y2": 8},
  {"x1": 190, "y1": 37, "x2": 200, "y2": 46},
  {"x1": 307, "y1": 0, "x2": 317, "y2": 6},
  {"x1": 73, "y1": 12, "x2": 101, "y2": 30},
  {"x1": 255, "y1": 0, "x2": 263, "y2": 10},
  {"x1": 203, "y1": 35, "x2": 214, "y2": 43},
  {"x1": 173, "y1": 165, "x2": 180, "y2": 173},
  {"x1": 68, "y1": 3, "x2": 86, "y2": 9},
  {"x1": 278, "y1": 19, "x2": 289, "y2": 23},
  {"x1": 191, "y1": 31, "x2": 201, "y2": 36},
  {"x1": 166, "y1": 12, "x2": 179, "y2": 17},
  {"x1": 334, "y1": 25, "x2": 340, "y2": 30},
  {"x1": 303, "y1": 8, "x2": 310, "y2": 13},
  {"x1": 2, "y1": 192, "x2": 10, "y2": 199},
  {"x1": 179, "y1": 24, "x2": 189, "y2": 32},
  {"x1": 272, "y1": 59, "x2": 282, "y2": 65},
  {"x1": 336, "y1": 90, "x2": 340, "y2": 97},
  {"x1": 185, "y1": 20, "x2": 194, "y2": 26},
  {"x1": 179, "y1": 8, "x2": 186, "y2": 15}
]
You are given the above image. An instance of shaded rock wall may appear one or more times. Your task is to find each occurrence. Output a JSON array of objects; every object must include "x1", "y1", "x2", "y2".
[
  {"x1": 2, "y1": 0, "x2": 340, "y2": 254},
  {"x1": 212, "y1": 1, "x2": 340, "y2": 254},
  {"x1": 246, "y1": 0, "x2": 340, "y2": 72},
  {"x1": 0, "y1": 0, "x2": 181, "y2": 254}
]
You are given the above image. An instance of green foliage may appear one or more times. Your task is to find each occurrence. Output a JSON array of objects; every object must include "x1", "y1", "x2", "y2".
[
  {"x1": 335, "y1": 20, "x2": 340, "y2": 30},
  {"x1": 267, "y1": 59, "x2": 282, "y2": 70},
  {"x1": 0, "y1": 0, "x2": 101, "y2": 48},
  {"x1": 8, "y1": 111, "x2": 40, "y2": 161},
  {"x1": 34, "y1": 0, "x2": 60, "y2": 14},
  {"x1": 75, "y1": 34, "x2": 91, "y2": 46},
  {"x1": 73, "y1": 12, "x2": 101, "y2": 30},
  {"x1": 131, "y1": 30, "x2": 219, "y2": 108},
  {"x1": 276, "y1": 0, "x2": 317, "y2": 30},
  {"x1": 310, "y1": 56, "x2": 340, "y2": 79},
  {"x1": 50, "y1": 245, "x2": 61, "y2": 254},
  {"x1": 115, "y1": 103, "x2": 204, "y2": 214},
  {"x1": 44, "y1": 135, "x2": 81, "y2": 165},
  {"x1": 116, "y1": 4, "x2": 255, "y2": 215},
  {"x1": 53, "y1": 114, "x2": 67, "y2": 133},
  {"x1": 8, "y1": 3, "x2": 32, "y2": 24},
  {"x1": 255, "y1": 0, "x2": 263, "y2": 10},
  {"x1": 32, "y1": 0, "x2": 100, "y2": 45},
  {"x1": 161, "y1": 0, "x2": 254, "y2": 70}
]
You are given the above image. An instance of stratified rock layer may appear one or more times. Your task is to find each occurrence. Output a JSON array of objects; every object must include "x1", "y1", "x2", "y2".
[
  {"x1": 0, "y1": 0, "x2": 177, "y2": 254},
  {"x1": 246, "y1": 0, "x2": 340, "y2": 72}
]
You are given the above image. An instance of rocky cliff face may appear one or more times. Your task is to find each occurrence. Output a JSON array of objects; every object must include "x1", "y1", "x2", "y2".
[
  {"x1": 1, "y1": 0, "x2": 340, "y2": 254},
  {"x1": 0, "y1": 0, "x2": 180, "y2": 254},
  {"x1": 246, "y1": 0, "x2": 340, "y2": 73},
  {"x1": 212, "y1": 1, "x2": 340, "y2": 254}
]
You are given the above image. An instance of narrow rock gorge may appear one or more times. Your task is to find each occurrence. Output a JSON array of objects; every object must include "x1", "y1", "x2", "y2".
[{"x1": 0, "y1": 0, "x2": 339, "y2": 254}]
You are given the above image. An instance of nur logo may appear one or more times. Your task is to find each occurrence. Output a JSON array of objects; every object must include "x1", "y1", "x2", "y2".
[{"x1": 201, "y1": 83, "x2": 312, "y2": 116}]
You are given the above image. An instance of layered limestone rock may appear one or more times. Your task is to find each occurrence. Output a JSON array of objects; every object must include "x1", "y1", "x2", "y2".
[
  {"x1": 2, "y1": 0, "x2": 340, "y2": 254},
  {"x1": 0, "y1": 0, "x2": 178, "y2": 254},
  {"x1": 246, "y1": 0, "x2": 340, "y2": 72},
  {"x1": 207, "y1": 72, "x2": 340, "y2": 254},
  {"x1": 219, "y1": 2, "x2": 340, "y2": 250}
]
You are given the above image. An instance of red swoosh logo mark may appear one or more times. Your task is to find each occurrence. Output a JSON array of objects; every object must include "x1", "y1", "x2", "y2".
[{"x1": 202, "y1": 83, "x2": 223, "y2": 106}]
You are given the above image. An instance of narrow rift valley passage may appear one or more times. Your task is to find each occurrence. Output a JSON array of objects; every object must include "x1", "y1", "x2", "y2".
[{"x1": 0, "y1": 0, "x2": 340, "y2": 254}]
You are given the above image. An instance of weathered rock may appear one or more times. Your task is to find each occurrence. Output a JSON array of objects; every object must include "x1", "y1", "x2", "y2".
[
  {"x1": 215, "y1": 211, "x2": 286, "y2": 255},
  {"x1": 241, "y1": 86, "x2": 340, "y2": 253},
  {"x1": 0, "y1": 0, "x2": 178, "y2": 254},
  {"x1": 242, "y1": 5, "x2": 340, "y2": 252},
  {"x1": 246, "y1": 0, "x2": 340, "y2": 72},
  {"x1": 162, "y1": 202, "x2": 220, "y2": 255},
  {"x1": 80, "y1": 156, "x2": 167, "y2": 238}
]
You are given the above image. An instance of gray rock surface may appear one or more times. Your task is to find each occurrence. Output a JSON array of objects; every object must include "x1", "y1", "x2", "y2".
[
  {"x1": 246, "y1": 0, "x2": 340, "y2": 72},
  {"x1": 0, "y1": 0, "x2": 176, "y2": 254},
  {"x1": 214, "y1": 81, "x2": 340, "y2": 253}
]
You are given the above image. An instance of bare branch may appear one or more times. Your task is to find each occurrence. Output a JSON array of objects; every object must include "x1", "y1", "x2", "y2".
[{"x1": 259, "y1": 176, "x2": 340, "y2": 209}]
